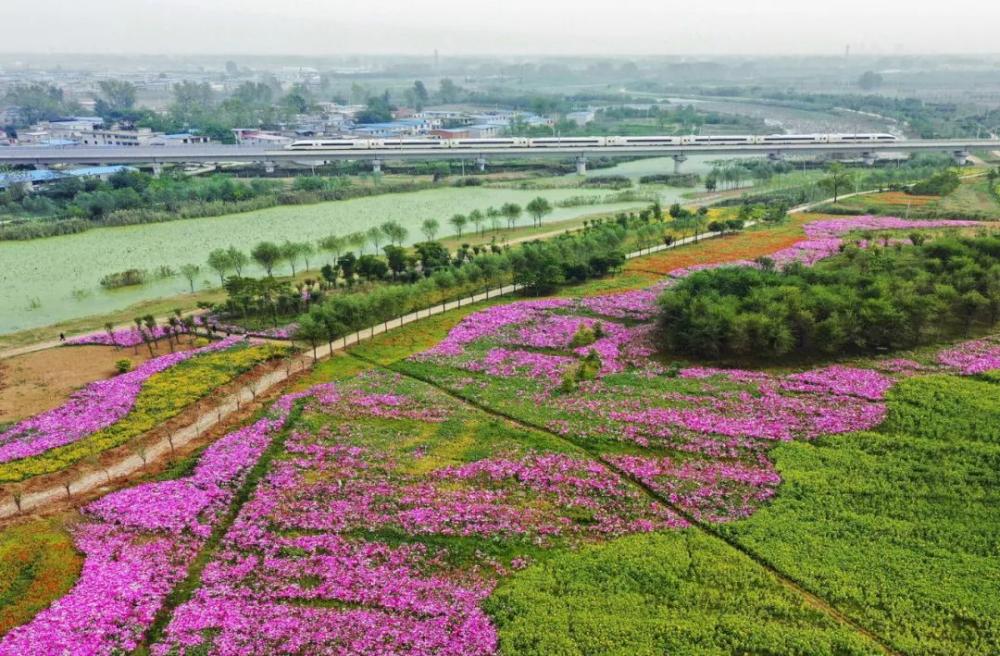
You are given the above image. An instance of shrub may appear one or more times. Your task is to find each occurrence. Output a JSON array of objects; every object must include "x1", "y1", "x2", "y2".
[{"x1": 114, "y1": 359, "x2": 133, "y2": 374}]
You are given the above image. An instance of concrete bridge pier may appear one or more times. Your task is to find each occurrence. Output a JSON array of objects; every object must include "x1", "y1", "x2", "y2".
[
  {"x1": 372, "y1": 158, "x2": 383, "y2": 174},
  {"x1": 476, "y1": 156, "x2": 487, "y2": 172},
  {"x1": 151, "y1": 163, "x2": 163, "y2": 178},
  {"x1": 952, "y1": 150, "x2": 970, "y2": 166},
  {"x1": 861, "y1": 152, "x2": 877, "y2": 167},
  {"x1": 576, "y1": 155, "x2": 587, "y2": 175},
  {"x1": 672, "y1": 154, "x2": 688, "y2": 174}
]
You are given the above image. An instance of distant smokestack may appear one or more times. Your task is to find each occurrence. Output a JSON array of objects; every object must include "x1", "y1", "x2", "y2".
[{"x1": 844, "y1": 44, "x2": 851, "y2": 59}]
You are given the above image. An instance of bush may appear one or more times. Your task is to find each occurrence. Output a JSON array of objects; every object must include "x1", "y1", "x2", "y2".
[
  {"x1": 909, "y1": 169, "x2": 960, "y2": 196},
  {"x1": 99, "y1": 269, "x2": 148, "y2": 289},
  {"x1": 114, "y1": 359, "x2": 133, "y2": 374}
]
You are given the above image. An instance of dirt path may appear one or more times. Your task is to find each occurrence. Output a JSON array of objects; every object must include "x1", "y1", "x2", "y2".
[
  {"x1": 0, "y1": 363, "x2": 305, "y2": 518},
  {"x1": 0, "y1": 309, "x2": 204, "y2": 361},
  {"x1": 0, "y1": 344, "x2": 194, "y2": 425}
]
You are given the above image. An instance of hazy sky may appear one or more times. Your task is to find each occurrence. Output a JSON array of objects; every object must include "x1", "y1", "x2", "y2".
[{"x1": 4, "y1": 0, "x2": 999, "y2": 56}]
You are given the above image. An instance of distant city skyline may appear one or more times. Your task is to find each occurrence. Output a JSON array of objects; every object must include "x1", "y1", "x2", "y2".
[{"x1": 2, "y1": 0, "x2": 999, "y2": 57}]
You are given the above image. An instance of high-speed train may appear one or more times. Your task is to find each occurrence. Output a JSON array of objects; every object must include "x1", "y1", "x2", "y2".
[{"x1": 284, "y1": 134, "x2": 898, "y2": 151}]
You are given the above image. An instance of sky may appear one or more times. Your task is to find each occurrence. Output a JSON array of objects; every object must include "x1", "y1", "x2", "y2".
[{"x1": 3, "y1": 0, "x2": 999, "y2": 56}]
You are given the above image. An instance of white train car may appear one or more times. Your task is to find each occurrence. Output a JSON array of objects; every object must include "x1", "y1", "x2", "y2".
[
  {"x1": 448, "y1": 138, "x2": 530, "y2": 149},
  {"x1": 528, "y1": 137, "x2": 606, "y2": 148},
  {"x1": 606, "y1": 136, "x2": 683, "y2": 147},
  {"x1": 285, "y1": 139, "x2": 371, "y2": 150},
  {"x1": 373, "y1": 139, "x2": 450, "y2": 149},
  {"x1": 828, "y1": 133, "x2": 898, "y2": 143}
]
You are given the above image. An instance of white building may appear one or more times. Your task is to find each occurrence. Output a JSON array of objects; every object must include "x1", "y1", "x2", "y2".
[
  {"x1": 467, "y1": 124, "x2": 503, "y2": 138},
  {"x1": 231, "y1": 129, "x2": 293, "y2": 147},
  {"x1": 566, "y1": 110, "x2": 596, "y2": 126}
]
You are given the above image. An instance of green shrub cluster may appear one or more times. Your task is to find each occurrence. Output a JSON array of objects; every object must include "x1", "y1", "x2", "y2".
[
  {"x1": 657, "y1": 236, "x2": 1000, "y2": 359},
  {"x1": 908, "y1": 169, "x2": 961, "y2": 196}
]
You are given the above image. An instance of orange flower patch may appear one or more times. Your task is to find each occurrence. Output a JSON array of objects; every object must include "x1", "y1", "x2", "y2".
[
  {"x1": 627, "y1": 214, "x2": 825, "y2": 276},
  {"x1": 867, "y1": 192, "x2": 938, "y2": 207},
  {"x1": 0, "y1": 519, "x2": 82, "y2": 636}
]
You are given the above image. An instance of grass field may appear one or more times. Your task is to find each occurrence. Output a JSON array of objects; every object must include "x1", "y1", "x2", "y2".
[{"x1": 720, "y1": 374, "x2": 1000, "y2": 656}]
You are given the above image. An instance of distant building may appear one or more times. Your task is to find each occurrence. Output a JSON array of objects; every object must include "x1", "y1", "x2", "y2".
[
  {"x1": 231, "y1": 129, "x2": 293, "y2": 147},
  {"x1": 0, "y1": 106, "x2": 22, "y2": 126},
  {"x1": 467, "y1": 124, "x2": 502, "y2": 138},
  {"x1": 148, "y1": 133, "x2": 211, "y2": 146},
  {"x1": 430, "y1": 128, "x2": 471, "y2": 139},
  {"x1": 352, "y1": 123, "x2": 411, "y2": 138},
  {"x1": 0, "y1": 165, "x2": 136, "y2": 190},
  {"x1": 566, "y1": 110, "x2": 596, "y2": 126}
]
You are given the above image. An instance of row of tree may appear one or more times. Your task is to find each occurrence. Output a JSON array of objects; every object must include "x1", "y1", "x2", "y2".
[{"x1": 292, "y1": 222, "x2": 633, "y2": 357}]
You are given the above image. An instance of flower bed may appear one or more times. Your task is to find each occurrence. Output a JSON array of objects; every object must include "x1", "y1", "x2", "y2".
[
  {"x1": 0, "y1": 339, "x2": 289, "y2": 483},
  {"x1": 0, "y1": 337, "x2": 241, "y2": 464},
  {"x1": 150, "y1": 372, "x2": 683, "y2": 655},
  {"x1": 0, "y1": 387, "x2": 306, "y2": 655},
  {"x1": 936, "y1": 336, "x2": 1000, "y2": 375},
  {"x1": 67, "y1": 325, "x2": 190, "y2": 348},
  {"x1": 194, "y1": 314, "x2": 299, "y2": 340}
]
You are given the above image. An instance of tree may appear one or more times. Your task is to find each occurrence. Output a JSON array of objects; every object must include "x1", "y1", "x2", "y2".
[
  {"x1": 131, "y1": 317, "x2": 144, "y2": 355},
  {"x1": 180, "y1": 264, "x2": 201, "y2": 293},
  {"x1": 380, "y1": 221, "x2": 408, "y2": 246},
  {"x1": 501, "y1": 203, "x2": 522, "y2": 230},
  {"x1": 412, "y1": 80, "x2": 429, "y2": 111},
  {"x1": 338, "y1": 252, "x2": 358, "y2": 286},
  {"x1": 346, "y1": 231, "x2": 367, "y2": 255},
  {"x1": 357, "y1": 254, "x2": 389, "y2": 281},
  {"x1": 170, "y1": 81, "x2": 214, "y2": 125},
  {"x1": 300, "y1": 242, "x2": 316, "y2": 270},
  {"x1": 526, "y1": 197, "x2": 553, "y2": 227},
  {"x1": 318, "y1": 234, "x2": 346, "y2": 264},
  {"x1": 438, "y1": 78, "x2": 462, "y2": 104},
  {"x1": 421, "y1": 218, "x2": 440, "y2": 242},
  {"x1": 857, "y1": 71, "x2": 884, "y2": 91},
  {"x1": 2, "y1": 82, "x2": 71, "y2": 126},
  {"x1": 207, "y1": 249, "x2": 234, "y2": 285},
  {"x1": 142, "y1": 315, "x2": 158, "y2": 357},
  {"x1": 281, "y1": 241, "x2": 304, "y2": 276},
  {"x1": 95, "y1": 80, "x2": 137, "y2": 119},
  {"x1": 819, "y1": 162, "x2": 854, "y2": 203},
  {"x1": 355, "y1": 93, "x2": 394, "y2": 124},
  {"x1": 252, "y1": 241, "x2": 282, "y2": 277},
  {"x1": 366, "y1": 225, "x2": 385, "y2": 253},
  {"x1": 294, "y1": 313, "x2": 325, "y2": 361},
  {"x1": 384, "y1": 245, "x2": 408, "y2": 278},
  {"x1": 468, "y1": 209, "x2": 486, "y2": 236},
  {"x1": 227, "y1": 246, "x2": 249, "y2": 277},
  {"x1": 449, "y1": 214, "x2": 468, "y2": 238}
]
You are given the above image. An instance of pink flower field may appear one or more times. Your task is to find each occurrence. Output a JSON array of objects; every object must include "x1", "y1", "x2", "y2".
[
  {"x1": 0, "y1": 336, "x2": 243, "y2": 464},
  {"x1": 3, "y1": 214, "x2": 997, "y2": 655}
]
